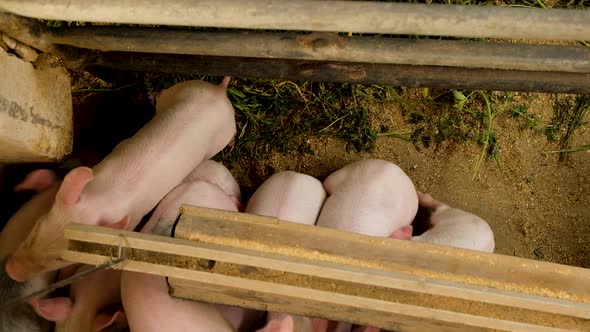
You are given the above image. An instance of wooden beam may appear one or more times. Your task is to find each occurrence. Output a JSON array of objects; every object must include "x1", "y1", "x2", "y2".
[
  {"x1": 44, "y1": 27, "x2": 590, "y2": 73},
  {"x1": 4, "y1": 13, "x2": 590, "y2": 74},
  {"x1": 91, "y1": 53, "x2": 590, "y2": 94},
  {"x1": 2, "y1": 0, "x2": 590, "y2": 41},
  {"x1": 2, "y1": 13, "x2": 589, "y2": 93},
  {"x1": 62, "y1": 206, "x2": 590, "y2": 332}
]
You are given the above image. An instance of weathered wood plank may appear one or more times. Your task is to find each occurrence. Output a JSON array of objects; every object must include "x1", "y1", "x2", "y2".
[
  {"x1": 64, "y1": 250, "x2": 495, "y2": 332},
  {"x1": 62, "y1": 246, "x2": 588, "y2": 332},
  {"x1": 90, "y1": 53, "x2": 590, "y2": 94},
  {"x1": 63, "y1": 233, "x2": 590, "y2": 321},
  {"x1": 45, "y1": 28, "x2": 590, "y2": 73},
  {"x1": 2, "y1": 0, "x2": 590, "y2": 41},
  {"x1": 169, "y1": 278, "x2": 575, "y2": 332},
  {"x1": 0, "y1": 48, "x2": 72, "y2": 162},
  {"x1": 64, "y1": 243, "x2": 588, "y2": 332},
  {"x1": 2, "y1": 12, "x2": 589, "y2": 93},
  {"x1": 174, "y1": 206, "x2": 590, "y2": 305},
  {"x1": 61, "y1": 205, "x2": 590, "y2": 331}
]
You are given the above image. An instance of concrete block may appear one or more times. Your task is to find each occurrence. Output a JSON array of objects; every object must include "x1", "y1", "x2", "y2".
[{"x1": 0, "y1": 48, "x2": 72, "y2": 162}]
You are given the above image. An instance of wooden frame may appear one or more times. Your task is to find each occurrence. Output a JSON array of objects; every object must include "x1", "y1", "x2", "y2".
[
  {"x1": 1, "y1": 0, "x2": 590, "y2": 94},
  {"x1": 63, "y1": 206, "x2": 590, "y2": 332},
  {"x1": 89, "y1": 53, "x2": 590, "y2": 94},
  {"x1": 26, "y1": 27, "x2": 590, "y2": 73},
  {"x1": 3, "y1": 0, "x2": 590, "y2": 41}
]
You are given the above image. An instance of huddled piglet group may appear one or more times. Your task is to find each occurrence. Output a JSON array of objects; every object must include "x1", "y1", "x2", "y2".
[{"x1": 0, "y1": 78, "x2": 494, "y2": 332}]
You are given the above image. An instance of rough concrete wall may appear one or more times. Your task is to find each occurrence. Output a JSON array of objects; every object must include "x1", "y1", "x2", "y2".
[{"x1": 0, "y1": 48, "x2": 72, "y2": 162}]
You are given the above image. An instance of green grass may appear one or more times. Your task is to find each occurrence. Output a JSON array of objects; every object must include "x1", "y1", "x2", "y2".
[
  {"x1": 398, "y1": 88, "x2": 502, "y2": 178},
  {"x1": 472, "y1": 91, "x2": 499, "y2": 179},
  {"x1": 213, "y1": 79, "x2": 380, "y2": 163},
  {"x1": 545, "y1": 95, "x2": 590, "y2": 161},
  {"x1": 511, "y1": 104, "x2": 541, "y2": 130}
]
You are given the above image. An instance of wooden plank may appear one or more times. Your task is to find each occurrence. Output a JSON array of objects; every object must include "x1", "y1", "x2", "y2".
[
  {"x1": 90, "y1": 53, "x2": 590, "y2": 94},
  {"x1": 169, "y1": 278, "x2": 575, "y2": 332},
  {"x1": 62, "y1": 218, "x2": 590, "y2": 314},
  {"x1": 0, "y1": 47, "x2": 72, "y2": 162},
  {"x1": 174, "y1": 206, "x2": 590, "y2": 305},
  {"x1": 2, "y1": 0, "x2": 589, "y2": 41},
  {"x1": 62, "y1": 218, "x2": 590, "y2": 331},
  {"x1": 2, "y1": 13, "x2": 589, "y2": 93},
  {"x1": 44, "y1": 27, "x2": 590, "y2": 73},
  {"x1": 64, "y1": 251, "x2": 491, "y2": 332},
  {"x1": 63, "y1": 232, "x2": 590, "y2": 320},
  {"x1": 62, "y1": 247, "x2": 582, "y2": 332}
]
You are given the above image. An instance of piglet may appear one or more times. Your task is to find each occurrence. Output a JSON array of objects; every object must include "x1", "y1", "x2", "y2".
[
  {"x1": 410, "y1": 192, "x2": 495, "y2": 253},
  {"x1": 122, "y1": 161, "x2": 261, "y2": 332},
  {"x1": 353, "y1": 194, "x2": 498, "y2": 332},
  {"x1": 317, "y1": 159, "x2": 417, "y2": 238},
  {"x1": 33, "y1": 265, "x2": 125, "y2": 332},
  {"x1": 310, "y1": 159, "x2": 417, "y2": 332},
  {"x1": 249, "y1": 171, "x2": 328, "y2": 332},
  {"x1": 258, "y1": 161, "x2": 417, "y2": 332},
  {"x1": 7, "y1": 78, "x2": 237, "y2": 282},
  {"x1": 0, "y1": 170, "x2": 61, "y2": 332},
  {"x1": 141, "y1": 160, "x2": 242, "y2": 235},
  {"x1": 0, "y1": 169, "x2": 60, "y2": 258},
  {"x1": 245, "y1": 171, "x2": 327, "y2": 225}
]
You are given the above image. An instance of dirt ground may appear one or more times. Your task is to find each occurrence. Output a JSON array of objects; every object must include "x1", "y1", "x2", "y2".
[{"x1": 229, "y1": 92, "x2": 590, "y2": 269}]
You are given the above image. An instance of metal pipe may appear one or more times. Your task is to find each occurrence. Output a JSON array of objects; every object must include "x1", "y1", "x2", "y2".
[
  {"x1": 2, "y1": 0, "x2": 590, "y2": 41},
  {"x1": 45, "y1": 27, "x2": 590, "y2": 73}
]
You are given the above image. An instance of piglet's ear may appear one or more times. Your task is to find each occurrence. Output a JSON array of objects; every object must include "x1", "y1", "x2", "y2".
[
  {"x1": 310, "y1": 318, "x2": 329, "y2": 332},
  {"x1": 352, "y1": 327, "x2": 380, "y2": 332},
  {"x1": 57, "y1": 167, "x2": 94, "y2": 206},
  {"x1": 256, "y1": 315, "x2": 294, "y2": 332},
  {"x1": 390, "y1": 225, "x2": 413, "y2": 240},
  {"x1": 102, "y1": 216, "x2": 130, "y2": 230},
  {"x1": 14, "y1": 169, "x2": 57, "y2": 192},
  {"x1": 94, "y1": 310, "x2": 127, "y2": 331},
  {"x1": 231, "y1": 196, "x2": 244, "y2": 212},
  {"x1": 30, "y1": 296, "x2": 73, "y2": 322}
]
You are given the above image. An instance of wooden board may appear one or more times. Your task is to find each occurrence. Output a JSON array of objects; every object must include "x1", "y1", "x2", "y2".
[
  {"x1": 173, "y1": 206, "x2": 590, "y2": 306},
  {"x1": 62, "y1": 238, "x2": 587, "y2": 332},
  {"x1": 44, "y1": 28, "x2": 590, "y2": 73},
  {"x1": 2, "y1": 13, "x2": 590, "y2": 94},
  {"x1": 61, "y1": 206, "x2": 590, "y2": 332},
  {"x1": 90, "y1": 53, "x2": 590, "y2": 94}
]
